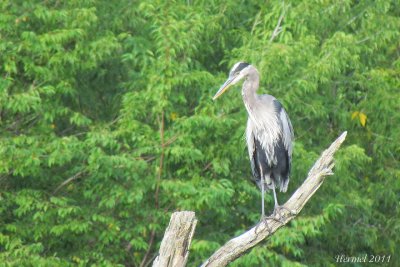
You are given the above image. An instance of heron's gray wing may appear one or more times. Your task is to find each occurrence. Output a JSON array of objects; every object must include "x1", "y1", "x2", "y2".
[
  {"x1": 245, "y1": 119, "x2": 258, "y2": 180},
  {"x1": 273, "y1": 99, "x2": 294, "y2": 160}
]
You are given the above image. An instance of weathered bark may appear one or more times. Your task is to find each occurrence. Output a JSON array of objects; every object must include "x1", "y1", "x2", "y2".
[
  {"x1": 152, "y1": 211, "x2": 197, "y2": 267},
  {"x1": 153, "y1": 132, "x2": 347, "y2": 267}
]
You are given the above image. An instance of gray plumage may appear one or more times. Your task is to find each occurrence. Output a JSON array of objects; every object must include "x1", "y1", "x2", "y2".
[{"x1": 213, "y1": 62, "x2": 294, "y2": 218}]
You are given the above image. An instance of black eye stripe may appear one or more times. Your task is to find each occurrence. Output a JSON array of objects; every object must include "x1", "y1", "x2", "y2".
[{"x1": 234, "y1": 62, "x2": 250, "y2": 73}]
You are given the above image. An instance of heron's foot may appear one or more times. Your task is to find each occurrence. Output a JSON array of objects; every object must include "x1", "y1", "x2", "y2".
[
  {"x1": 261, "y1": 213, "x2": 285, "y2": 225},
  {"x1": 255, "y1": 216, "x2": 271, "y2": 234},
  {"x1": 256, "y1": 215, "x2": 277, "y2": 234},
  {"x1": 260, "y1": 214, "x2": 282, "y2": 223},
  {"x1": 255, "y1": 213, "x2": 285, "y2": 234},
  {"x1": 273, "y1": 205, "x2": 297, "y2": 220}
]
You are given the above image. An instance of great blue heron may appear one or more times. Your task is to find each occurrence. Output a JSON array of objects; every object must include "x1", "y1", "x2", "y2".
[{"x1": 213, "y1": 62, "x2": 294, "y2": 219}]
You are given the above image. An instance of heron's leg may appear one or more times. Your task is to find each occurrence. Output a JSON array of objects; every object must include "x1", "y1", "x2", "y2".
[
  {"x1": 259, "y1": 175, "x2": 284, "y2": 224},
  {"x1": 272, "y1": 184, "x2": 279, "y2": 209},
  {"x1": 271, "y1": 186, "x2": 284, "y2": 221},
  {"x1": 272, "y1": 184, "x2": 297, "y2": 217},
  {"x1": 261, "y1": 177, "x2": 265, "y2": 218},
  {"x1": 258, "y1": 163, "x2": 266, "y2": 219}
]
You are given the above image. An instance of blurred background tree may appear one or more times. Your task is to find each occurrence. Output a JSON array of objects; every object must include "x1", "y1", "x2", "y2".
[{"x1": 0, "y1": 0, "x2": 399, "y2": 266}]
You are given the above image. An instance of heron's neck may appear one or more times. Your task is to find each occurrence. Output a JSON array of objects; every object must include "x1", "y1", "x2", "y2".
[{"x1": 241, "y1": 69, "x2": 260, "y2": 117}]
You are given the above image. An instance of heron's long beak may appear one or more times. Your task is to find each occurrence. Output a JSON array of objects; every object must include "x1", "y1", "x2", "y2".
[{"x1": 212, "y1": 77, "x2": 235, "y2": 100}]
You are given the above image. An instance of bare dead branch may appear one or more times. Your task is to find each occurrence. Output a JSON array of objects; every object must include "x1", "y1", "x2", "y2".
[
  {"x1": 152, "y1": 132, "x2": 347, "y2": 267},
  {"x1": 200, "y1": 131, "x2": 347, "y2": 267},
  {"x1": 152, "y1": 211, "x2": 197, "y2": 267},
  {"x1": 53, "y1": 171, "x2": 84, "y2": 194},
  {"x1": 269, "y1": 1, "x2": 287, "y2": 43}
]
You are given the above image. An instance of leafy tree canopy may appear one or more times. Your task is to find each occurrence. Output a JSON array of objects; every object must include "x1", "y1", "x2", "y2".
[{"x1": 1, "y1": 0, "x2": 399, "y2": 266}]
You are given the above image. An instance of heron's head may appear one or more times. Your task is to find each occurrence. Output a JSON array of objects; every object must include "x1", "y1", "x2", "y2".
[{"x1": 213, "y1": 62, "x2": 251, "y2": 100}]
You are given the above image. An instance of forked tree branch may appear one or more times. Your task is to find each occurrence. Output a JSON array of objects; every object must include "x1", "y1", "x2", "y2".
[
  {"x1": 153, "y1": 132, "x2": 347, "y2": 267},
  {"x1": 269, "y1": 2, "x2": 286, "y2": 43}
]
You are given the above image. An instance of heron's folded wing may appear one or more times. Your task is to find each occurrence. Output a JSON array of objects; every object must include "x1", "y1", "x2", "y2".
[
  {"x1": 278, "y1": 106, "x2": 294, "y2": 162},
  {"x1": 246, "y1": 120, "x2": 259, "y2": 180}
]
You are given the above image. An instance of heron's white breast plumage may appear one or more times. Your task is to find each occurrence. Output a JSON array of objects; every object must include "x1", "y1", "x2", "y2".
[{"x1": 244, "y1": 99, "x2": 282, "y2": 165}]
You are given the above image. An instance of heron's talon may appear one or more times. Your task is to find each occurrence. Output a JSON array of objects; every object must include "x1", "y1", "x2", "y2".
[
  {"x1": 262, "y1": 214, "x2": 284, "y2": 224},
  {"x1": 257, "y1": 215, "x2": 274, "y2": 234}
]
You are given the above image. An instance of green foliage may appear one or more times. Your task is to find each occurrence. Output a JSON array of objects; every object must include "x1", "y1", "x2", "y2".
[{"x1": 1, "y1": 0, "x2": 399, "y2": 266}]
